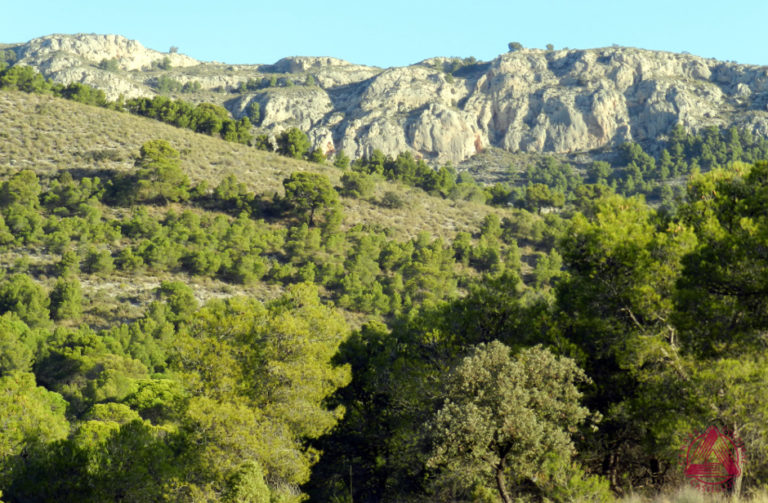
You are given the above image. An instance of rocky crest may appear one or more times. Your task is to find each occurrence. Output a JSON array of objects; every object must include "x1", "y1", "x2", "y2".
[
  {"x1": 7, "y1": 34, "x2": 768, "y2": 163},
  {"x1": 9, "y1": 34, "x2": 200, "y2": 99}
]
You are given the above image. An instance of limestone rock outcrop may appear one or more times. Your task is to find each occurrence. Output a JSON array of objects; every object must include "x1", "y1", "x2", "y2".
[
  {"x1": 7, "y1": 34, "x2": 768, "y2": 163},
  {"x1": 245, "y1": 48, "x2": 768, "y2": 163},
  {"x1": 16, "y1": 33, "x2": 199, "y2": 71}
]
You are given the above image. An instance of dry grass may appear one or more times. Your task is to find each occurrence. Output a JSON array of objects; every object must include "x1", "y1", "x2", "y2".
[
  {"x1": 0, "y1": 89, "x2": 522, "y2": 327},
  {"x1": 78, "y1": 270, "x2": 287, "y2": 329},
  {"x1": 0, "y1": 90, "x2": 506, "y2": 241}
]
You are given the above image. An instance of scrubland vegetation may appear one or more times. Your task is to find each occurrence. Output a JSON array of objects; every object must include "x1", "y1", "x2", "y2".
[{"x1": 0, "y1": 65, "x2": 767, "y2": 502}]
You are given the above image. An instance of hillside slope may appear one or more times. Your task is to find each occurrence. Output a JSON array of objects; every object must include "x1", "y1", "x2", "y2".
[
  {"x1": 0, "y1": 89, "x2": 521, "y2": 332},
  {"x1": 0, "y1": 90, "x2": 496, "y2": 240}
]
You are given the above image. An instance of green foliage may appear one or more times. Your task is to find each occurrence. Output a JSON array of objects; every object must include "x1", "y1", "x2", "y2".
[
  {"x1": 0, "y1": 313, "x2": 39, "y2": 375},
  {"x1": 276, "y1": 127, "x2": 311, "y2": 159},
  {"x1": 589, "y1": 161, "x2": 612, "y2": 185},
  {"x1": 307, "y1": 268, "x2": 537, "y2": 501},
  {"x1": 428, "y1": 342, "x2": 591, "y2": 502},
  {"x1": 156, "y1": 56, "x2": 172, "y2": 70},
  {"x1": 82, "y1": 247, "x2": 115, "y2": 276},
  {"x1": 0, "y1": 274, "x2": 50, "y2": 328},
  {"x1": 0, "y1": 169, "x2": 41, "y2": 208},
  {"x1": 237, "y1": 78, "x2": 264, "y2": 93},
  {"x1": 156, "y1": 280, "x2": 198, "y2": 325},
  {"x1": 675, "y1": 162, "x2": 768, "y2": 356},
  {"x1": 224, "y1": 461, "x2": 270, "y2": 502},
  {"x1": 213, "y1": 173, "x2": 254, "y2": 212},
  {"x1": 450, "y1": 180, "x2": 488, "y2": 203},
  {"x1": 133, "y1": 139, "x2": 190, "y2": 203},
  {"x1": 282, "y1": 172, "x2": 340, "y2": 226},
  {"x1": 339, "y1": 171, "x2": 375, "y2": 199},
  {"x1": 10, "y1": 58, "x2": 768, "y2": 500},
  {"x1": 0, "y1": 371, "x2": 69, "y2": 461},
  {"x1": 154, "y1": 74, "x2": 182, "y2": 94},
  {"x1": 525, "y1": 182, "x2": 565, "y2": 211},
  {"x1": 555, "y1": 192, "x2": 698, "y2": 490},
  {"x1": 123, "y1": 378, "x2": 187, "y2": 424},
  {"x1": 684, "y1": 356, "x2": 768, "y2": 485},
  {"x1": 0, "y1": 65, "x2": 50, "y2": 93},
  {"x1": 0, "y1": 49, "x2": 17, "y2": 66},
  {"x1": 180, "y1": 80, "x2": 201, "y2": 93},
  {"x1": 246, "y1": 100, "x2": 261, "y2": 124},
  {"x1": 49, "y1": 276, "x2": 83, "y2": 321},
  {"x1": 533, "y1": 248, "x2": 563, "y2": 288},
  {"x1": 333, "y1": 150, "x2": 350, "y2": 169},
  {"x1": 558, "y1": 192, "x2": 695, "y2": 364},
  {"x1": 308, "y1": 148, "x2": 325, "y2": 163},
  {"x1": 378, "y1": 190, "x2": 405, "y2": 209},
  {"x1": 0, "y1": 169, "x2": 44, "y2": 244},
  {"x1": 35, "y1": 326, "x2": 151, "y2": 414},
  {"x1": 222, "y1": 116, "x2": 253, "y2": 144},
  {"x1": 350, "y1": 150, "x2": 446, "y2": 195},
  {"x1": 60, "y1": 83, "x2": 107, "y2": 106},
  {"x1": 523, "y1": 156, "x2": 583, "y2": 202},
  {"x1": 43, "y1": 172, "x2": 104, "y2": 216},
  {"x1": 537, "y1": 455, "x2": 614, "y2": 503},
  {"x1": 125, "y1": 96, "x2": 252, "y2": 144},
  {"x1": 97, "y1": 58, "x2": 119, "y2": 72},
  {"x1": 22, "y1": 419, "x2": 194, "y2": 502},
  {"x1": 254, "y1": 133, "x2": 272, "y2": 151},
  {"x1": 171, "y1": 285, "x2": 351, "y2": 498}
]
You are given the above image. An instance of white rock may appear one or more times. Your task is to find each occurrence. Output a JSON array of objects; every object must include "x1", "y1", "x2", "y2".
[{"x1": 11, "y1": 35, "x2": 768, "y2": 164}]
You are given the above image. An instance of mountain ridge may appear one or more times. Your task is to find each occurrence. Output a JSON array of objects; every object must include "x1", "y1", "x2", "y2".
[{"x1": 5, "y1": 33, "x2": 768, "y2": 165}]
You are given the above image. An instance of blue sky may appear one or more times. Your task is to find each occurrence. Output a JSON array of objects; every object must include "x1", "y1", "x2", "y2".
[{"x1": 3, "y1": 0, "x2": 767, "y2": 68}]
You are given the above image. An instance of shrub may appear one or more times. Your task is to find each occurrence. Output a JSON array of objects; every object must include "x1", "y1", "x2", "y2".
[
  {"x1": 340, "y1": 172, "x2": 375, "y2": 199},
  {"x1": 134, "y1": 140, "x2": 190, "y2": 204},
  {"x1": 82, "y1": 247, "x2": 115, "y2": 276},
  {"x1": 0, "y1": 274, "x2": 50, "y2": 328},
  {"x1": 333, "y1": 150, "x2": 350, "y2": 169},
  {"x1": 157, "y1": 281, "x2": 198, "y2": 325},
  {"x1": 49, "y1": 277, "x2": 83, "y2": 321},
  {"x1": 378, "y1": 191, "x2": 405, "y2": 209},
  {"x1": 276, "y1": 128, "x2": 310, "y2": 159}
]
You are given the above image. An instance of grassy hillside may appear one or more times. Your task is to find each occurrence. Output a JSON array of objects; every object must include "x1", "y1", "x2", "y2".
[
  {"x1": 0, "y1": 90, "x2": 498, "y2": 240},
  {"x1": 0, "y1": 89, "x2": 533, "y2": 331}
]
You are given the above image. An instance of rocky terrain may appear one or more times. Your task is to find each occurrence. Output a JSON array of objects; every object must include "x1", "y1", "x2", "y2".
[{"x1": 4, "y1": 33, "x2": 768, "y2": 163}]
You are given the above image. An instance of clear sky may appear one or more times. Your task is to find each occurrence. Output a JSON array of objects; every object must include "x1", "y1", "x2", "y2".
[{"x1": 3, "y1": 0, "x2": 767, "y2": 68}]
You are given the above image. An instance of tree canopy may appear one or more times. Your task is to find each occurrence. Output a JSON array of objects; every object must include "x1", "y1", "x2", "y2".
[
  {"x1": 282, "y1": 172, "x2": 340, "y2": 227},
  {"x1": 428, "y1": 342, "x2": 592, "y2": 502}
]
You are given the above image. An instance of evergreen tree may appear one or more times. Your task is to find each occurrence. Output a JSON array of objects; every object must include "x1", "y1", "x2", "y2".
[
  {"x1": 282, "y1": 172, "x2": 340, "y2": 226},
  {"x1": 134, "y1": 140, "x2": 190, "y2": 203},
  {"x1": 276, "y1": 128, "x2": 311, "y2": 159}
]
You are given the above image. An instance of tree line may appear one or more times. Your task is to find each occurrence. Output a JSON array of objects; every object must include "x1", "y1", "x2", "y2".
[{"x1": 0, "y1": 137, "x2": 767, "y2": 500}]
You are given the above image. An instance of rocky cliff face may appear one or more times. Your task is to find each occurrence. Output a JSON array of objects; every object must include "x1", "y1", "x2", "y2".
[
  {"x1": 7, "y1": 34, "x2": 768, "y2": 163},
  {"x1": 9, "y1": 34, "x2": 200, "y2": 99},
  {"x1": 16, "y1": 33, "x2": 200, "y2": 71}
]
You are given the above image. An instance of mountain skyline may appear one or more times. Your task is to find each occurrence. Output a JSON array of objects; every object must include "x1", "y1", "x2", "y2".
[
  {"x1": 8, "y1": 32, "x2": 768, "y2": 168},
  {"x1": 4, "y1": 0, "x2": 768, "y2": 68}
]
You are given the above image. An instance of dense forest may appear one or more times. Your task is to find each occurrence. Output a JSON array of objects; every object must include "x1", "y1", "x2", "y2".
[{"x1": 0, "y1": 63, "x2": 767, "y2": 502}]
